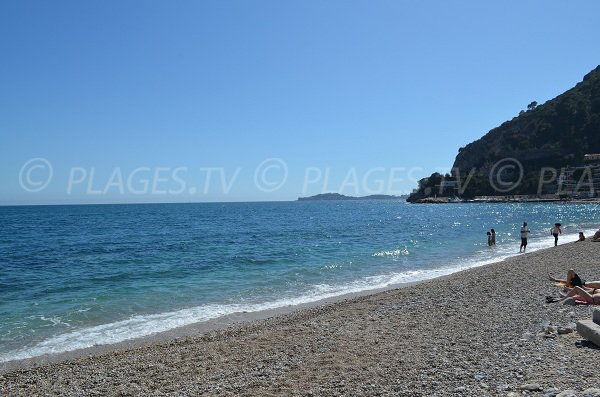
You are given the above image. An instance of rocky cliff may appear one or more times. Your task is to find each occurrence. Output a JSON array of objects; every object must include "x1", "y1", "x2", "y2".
[{"x1": 408, "y1": 65, "x2": 600, "y2": 201}]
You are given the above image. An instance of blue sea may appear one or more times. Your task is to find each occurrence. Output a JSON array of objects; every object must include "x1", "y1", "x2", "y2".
[{"x1": 1, "y1": 201, "x2": 598, "y2": 363}]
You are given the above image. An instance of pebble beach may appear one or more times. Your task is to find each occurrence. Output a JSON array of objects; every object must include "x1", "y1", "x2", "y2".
[{"x1": 2, "y1": 241, "x2": 600, "y2": 396}]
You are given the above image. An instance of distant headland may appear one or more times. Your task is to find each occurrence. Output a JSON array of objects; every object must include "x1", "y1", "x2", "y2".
[{"x1": 297, "y1": 193, "x2": 407, "y2": 201}]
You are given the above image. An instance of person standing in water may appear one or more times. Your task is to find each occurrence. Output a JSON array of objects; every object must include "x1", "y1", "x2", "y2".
[
  {"x1": 487, "y1": 231, "x2": 492, "y2": 246},
  {"x1": 490, "y1": 229, "x2": 496, "y2": 246},
  {"x1": 520, "y1": 222, "x2": 530, "y2": 253},
  {"x1": 551, "y1": 223, "x2": 562, "y2": 247}
]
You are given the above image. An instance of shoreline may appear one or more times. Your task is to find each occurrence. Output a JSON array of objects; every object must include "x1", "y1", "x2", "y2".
[
  {"x1": 2, "y1": 226, "x2": 591, "y2": 372},
  {"x1": 0, "y1": 224, "x2": 600, "y2": 373},
  {"x1": 0, "y1": 230, "x2": 575, "y2": 373},
  {"x1": 2, "y1": 242, "x2": 600, "y2": 395},
  {"x1": 0, "y1": 281, "x2": 419, "y2": 374},
  {"x1": 0, "y1": 230, "x2": 594, "y2": 371}
]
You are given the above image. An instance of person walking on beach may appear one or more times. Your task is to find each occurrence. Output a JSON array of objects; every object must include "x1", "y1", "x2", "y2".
[
  {"x1": 520, "y1": 222, "x2": 530, "y2": 253},
  {"x1": 490, "y1": 229, "x2": 496, "y2": 246},
  {"x1": 551, "y1": 223, "x2": 562, "y2": 247}
]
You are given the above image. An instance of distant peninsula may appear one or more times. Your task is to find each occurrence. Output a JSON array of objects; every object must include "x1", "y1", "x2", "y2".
[{"x1": 297, "y1": 193, "x2": 407, "y2": 201}]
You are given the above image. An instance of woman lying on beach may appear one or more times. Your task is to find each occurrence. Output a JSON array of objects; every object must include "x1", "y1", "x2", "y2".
[
  {"x1": 558, "y1": 286, "x2": 600, "y2": 305},
  {"x1": 546, "y1": 285, "x2": 600, "y2": 304}
]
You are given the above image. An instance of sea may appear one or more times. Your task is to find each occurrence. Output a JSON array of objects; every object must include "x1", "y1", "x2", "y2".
[{"x1": 1, "y1": 201, "x2": 599, "y2": 363}]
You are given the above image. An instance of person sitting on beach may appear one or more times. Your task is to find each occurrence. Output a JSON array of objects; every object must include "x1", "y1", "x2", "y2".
[
  {"x1": 548, "y1": 269, "x2": 585, "y2": 287},
  {"x1": 576, "y1": 232, "x2": 585, "y2": 242},
  {"x1": 548, "y1": 269, "x2": 600, "y2": 289},
  {"x1": 592, "y1": 230, "x2": 600, "y2": 242}
]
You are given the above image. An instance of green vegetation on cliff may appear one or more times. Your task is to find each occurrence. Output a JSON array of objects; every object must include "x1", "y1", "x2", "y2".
[{"x1": 408, "y1": 65, "x2": 600, "y2": 202}]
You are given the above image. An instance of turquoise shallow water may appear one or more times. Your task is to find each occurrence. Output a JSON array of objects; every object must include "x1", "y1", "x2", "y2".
[{"x1": 1, "y1": 201, "x2": 598, "y2": 362}]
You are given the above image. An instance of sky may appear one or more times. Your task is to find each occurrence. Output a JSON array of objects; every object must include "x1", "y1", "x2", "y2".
[{"x1": 1, "y1": 1, "x2": 599, "y2": 204}]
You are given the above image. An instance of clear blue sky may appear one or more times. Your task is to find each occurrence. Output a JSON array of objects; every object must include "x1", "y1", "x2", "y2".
[{"x1": 1, "y1": 1, "x2": 599, "y2": 204}]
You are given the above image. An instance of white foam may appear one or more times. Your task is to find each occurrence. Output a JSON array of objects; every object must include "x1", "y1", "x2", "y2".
[{"x1": 372, "y1": 248, "x2": 410, "y2": 257}]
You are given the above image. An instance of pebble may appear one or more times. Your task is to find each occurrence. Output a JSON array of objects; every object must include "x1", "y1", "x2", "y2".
[
  {"x1": 543, "y1": 388, "x2": 559, "y2": 397},
  {"x1": 522, "y1": 331, "x2": 536, "y2": 341},
  {"x1": 557, "y1": 326, "x2": 573, "y2": 335},
  {"x1": 583, "y1": 388, "x2": 600, "y2": 397},
  {"x1": 556, "y1": 391, "x2": 577, "y2": 397},
  {"x1": 521, "y1": 383, "x2": 543, "y2": 391}
]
